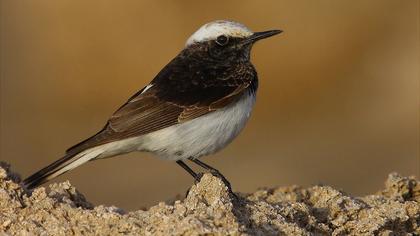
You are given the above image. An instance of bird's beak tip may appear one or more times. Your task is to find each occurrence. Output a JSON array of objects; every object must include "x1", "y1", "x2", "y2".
[
  {"x1": 246, "y1": 29, "x2": 283, "y2": 44},
  {"x1": 256, "y1": 29, "x2": 283, "y2": 38},
  {"x1": 272, "y1": 29, "x2": 283, "y2": 35}
]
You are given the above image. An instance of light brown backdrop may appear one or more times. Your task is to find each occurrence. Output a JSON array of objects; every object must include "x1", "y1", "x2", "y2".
[{"x1": 1, "y1": 1, "x2": 419, "y2": 210}]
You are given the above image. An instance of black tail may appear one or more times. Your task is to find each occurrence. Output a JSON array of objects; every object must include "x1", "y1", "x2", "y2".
[{"x1": 23, "y1": 152, "x2": 86, "y2": 189}]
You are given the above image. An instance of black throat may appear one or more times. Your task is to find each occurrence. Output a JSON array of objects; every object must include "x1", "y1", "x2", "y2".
[{"x1": 150, "y1": 38, "x2": 258, "y2": 105}]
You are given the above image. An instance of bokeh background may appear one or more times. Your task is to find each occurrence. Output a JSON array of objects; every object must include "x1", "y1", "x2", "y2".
[{"x1": 1, "y1": 1, "x2": 418, "y2": 210}]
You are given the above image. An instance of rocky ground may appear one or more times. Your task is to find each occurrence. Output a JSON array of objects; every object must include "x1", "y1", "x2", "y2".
[{"x1": 0, "y1": 162, "x2": 418, "y2": 235}]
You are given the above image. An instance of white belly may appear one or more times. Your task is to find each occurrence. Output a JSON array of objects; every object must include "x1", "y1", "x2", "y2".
[
  {"x1": 140, "y1": 91, "x2": 256, "y2": 160},
  {"x1": 92, "y1": 91, "x2": 256, "y2": 161}
]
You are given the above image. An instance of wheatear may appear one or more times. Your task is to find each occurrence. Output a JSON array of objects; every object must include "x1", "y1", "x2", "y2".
[{"x1": 23, "y1": 20, "x2": 281, "y2": 190}]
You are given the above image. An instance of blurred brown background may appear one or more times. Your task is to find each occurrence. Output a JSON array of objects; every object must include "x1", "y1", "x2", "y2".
[{"x1": 1, "y1": 1, "x2": 419, "y2": 210}]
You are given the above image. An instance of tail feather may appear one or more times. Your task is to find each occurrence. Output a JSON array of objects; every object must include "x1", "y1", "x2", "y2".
[{"x1": 23, "y1": 148, "x2": 102, "y2": 189}]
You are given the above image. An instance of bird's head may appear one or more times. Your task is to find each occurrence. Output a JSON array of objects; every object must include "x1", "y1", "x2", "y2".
[{"x1": 185, "y1": 20, "x2": 282, "y2": 62}]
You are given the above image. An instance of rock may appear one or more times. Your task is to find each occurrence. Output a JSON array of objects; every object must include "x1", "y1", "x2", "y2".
[{"x1": 0, "y1": 162, "x2": 418, "y2": 235}]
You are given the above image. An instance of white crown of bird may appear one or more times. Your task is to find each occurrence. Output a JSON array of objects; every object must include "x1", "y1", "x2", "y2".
[{"x1": 186, "y1": 20, "x2": 253, "y2": 46}]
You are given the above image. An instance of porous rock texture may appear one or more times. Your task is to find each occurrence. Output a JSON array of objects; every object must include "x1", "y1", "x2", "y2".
[{"x1": 0, "y1": 162, "x2": 418, "y2": 235}]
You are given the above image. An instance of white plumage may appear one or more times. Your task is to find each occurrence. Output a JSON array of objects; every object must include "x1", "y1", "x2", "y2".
[{"x1": 77, "y1": 90, "x2": 256, "y2": 162}]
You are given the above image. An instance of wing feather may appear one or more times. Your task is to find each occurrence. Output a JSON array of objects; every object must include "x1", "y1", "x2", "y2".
[{"x1": 65, "y1": 52, "x2": 257, "y2": 155}]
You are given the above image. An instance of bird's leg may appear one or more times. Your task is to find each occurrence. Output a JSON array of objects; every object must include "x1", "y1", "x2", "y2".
[
  {"x1": 189, "y1": 158, "x2": 233, "y2": 191},
  {"x1": 176, "y1": 160, "x2": 198, "y2": 180},
  {"x1": 176, "y1": 160, "x2": 201, "y2": 197}
]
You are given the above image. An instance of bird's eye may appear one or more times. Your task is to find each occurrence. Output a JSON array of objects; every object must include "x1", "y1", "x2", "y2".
[{"x1": 215, "y1": 35, "x2": 229, "y2": 46}]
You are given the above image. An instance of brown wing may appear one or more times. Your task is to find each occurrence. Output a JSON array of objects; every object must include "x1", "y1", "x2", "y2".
[
  {"x1": 65, "y1": 50, "x2": 257, "y2": 155},
  {"x1": 65, "y1": 84, "x2": 251, "y2": 155}
]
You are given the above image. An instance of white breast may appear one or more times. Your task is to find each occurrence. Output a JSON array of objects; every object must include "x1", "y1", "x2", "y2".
[
  {"x1": 52, "y1": 89, "x2": 255, "y2": 179},
  {"x1": 137, "y1": 91, "x2": 256, "y2": 160},
  {"x1": 91, "y1": 91, "x2": 256, "y2": 161}
]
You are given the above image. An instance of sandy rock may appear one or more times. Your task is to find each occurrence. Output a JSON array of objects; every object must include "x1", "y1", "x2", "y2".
[{"x1": 0, "y1": 162, "x2": 418, "y2": 235}]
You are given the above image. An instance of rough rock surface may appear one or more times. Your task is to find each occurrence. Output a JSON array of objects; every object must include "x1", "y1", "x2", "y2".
[{"x1": 0, "y1": 162, "x2": 418, "y2": 235}]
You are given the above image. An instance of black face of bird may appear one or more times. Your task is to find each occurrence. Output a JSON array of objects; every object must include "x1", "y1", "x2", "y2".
[{"x1": 185, "y1": 30, "x2": 282, "y2": 63}]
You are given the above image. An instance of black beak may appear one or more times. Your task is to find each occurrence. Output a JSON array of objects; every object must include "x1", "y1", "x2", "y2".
[{"x1": 243, "y1": 30, "x2": 283, "y2": 44}]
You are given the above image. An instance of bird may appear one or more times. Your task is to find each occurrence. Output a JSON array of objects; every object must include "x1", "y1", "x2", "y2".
[{"x1": 23, "y1": 20, "x2": 282, "y2": 190}]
